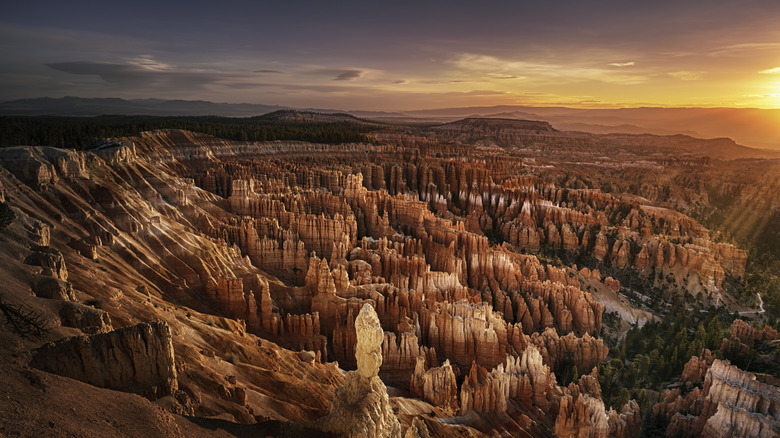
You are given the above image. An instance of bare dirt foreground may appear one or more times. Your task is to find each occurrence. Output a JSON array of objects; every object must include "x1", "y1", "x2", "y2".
[
  {"x1": 0, "y1": 362, "x2": 336, "y2": 438},
  {"x1": 0, "y1": 362, "x2": 212, "y2": 438}
]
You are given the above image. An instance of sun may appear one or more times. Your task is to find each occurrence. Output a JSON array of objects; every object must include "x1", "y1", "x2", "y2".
[{"x1": 762, "y1": 77, "x2": 780, "y2": 108}]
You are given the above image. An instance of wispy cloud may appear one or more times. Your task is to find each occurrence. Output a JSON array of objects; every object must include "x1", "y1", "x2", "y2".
[
  {"x1": 334, "y1": 70, "x2": 363, "y2": 81},
  {"x1": 46, "y1": 57, "x2": 241, "y2": 90},
  {"x1": 450, "y1": 53, "x2": 647, "y2": 85},
  {"x1": 307, "y1": 68, "x2": 366, "y2": 81},
  {"x1": 708, "y1": 42, "x2": 780, "y2": 57},
  {"x1": 125, "y1": 55, "x2": 171, "y2": 71},
  {"x1": 668, "y1": 71, "x2": 703, "y2": 81},
  {"x1": 758, "y1": 67, "x2": 780, "y2": 74},
  {"x1": 608, "y1": 62, "x2": 635, "y2": 67}
]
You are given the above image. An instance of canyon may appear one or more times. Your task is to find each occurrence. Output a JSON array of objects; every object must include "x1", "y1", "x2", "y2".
[{"x1": 0, "y1": 116, "x2": 777, "y2": 437}]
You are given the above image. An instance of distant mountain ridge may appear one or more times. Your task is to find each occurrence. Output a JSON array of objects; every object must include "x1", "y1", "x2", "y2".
[
  {"x1": 0, "y1": 96, "x2": 286, "y2": 117},
  {"x1": 2, "y1": 97, "x2": 780, "y2": 150},
  {"x1": 401, "y1": 105, "x2": 780, "y2": 151}
]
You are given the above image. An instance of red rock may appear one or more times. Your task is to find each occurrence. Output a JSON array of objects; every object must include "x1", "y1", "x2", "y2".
[
  {"x1": 410, "y1": 357, "x2": 459, "y2": 413},
  {"x1": 654, "y1": 358, "x2": 780, "y2": 438},
  {"x1": 681, "y1": 349, "x2": 714, "y2": 383},
  {"x1": 459, "y1": 346, "x2": 555, "y2": 415},
  {"x1": 729, "y1": 319, "x2": 780, "y2": 344},
  {"x1": 530, "y1": 328, "x2": 608, "y2": 373},
  {"x1": 593, "y1": 233, "x2": 609, "y2": 261}
]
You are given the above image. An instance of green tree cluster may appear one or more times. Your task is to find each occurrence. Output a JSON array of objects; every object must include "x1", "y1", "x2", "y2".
[{"x1": 0, "y1": 115, "x2": 376, "y2": 150}]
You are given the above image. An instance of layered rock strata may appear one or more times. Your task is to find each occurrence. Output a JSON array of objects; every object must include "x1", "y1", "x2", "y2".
[{"x1": 655, "y1": 357, "x2": 780, "y2": 437}]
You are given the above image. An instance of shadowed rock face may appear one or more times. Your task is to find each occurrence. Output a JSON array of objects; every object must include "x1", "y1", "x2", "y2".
[
  {"x1": 24, "y1": 246, "x2": 68, "y2": 281},
  {"x1": 58, "y1": 301, "x2": 113, "y2": 334},
  {"x1": 31, "y1": 321, "x2": 177, "y2": 400}
]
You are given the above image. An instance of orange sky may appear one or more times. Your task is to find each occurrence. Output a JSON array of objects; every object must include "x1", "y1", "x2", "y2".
[{"x1": 3, "y1": 1, "x2": 780, "y2": 110}]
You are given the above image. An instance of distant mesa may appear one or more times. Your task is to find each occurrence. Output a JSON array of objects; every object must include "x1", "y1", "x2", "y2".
[
  {"x1": 256, "y1": 109, "x2": 377, "y2": 125},
  {"x1": 437, "y1": 117, "x2": 557, "y2": 133}
]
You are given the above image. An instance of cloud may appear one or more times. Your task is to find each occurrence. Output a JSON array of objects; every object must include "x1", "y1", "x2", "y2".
[
  {"x1": 709, "y1": 42, "x2": 780, "y2": 57},
  {"x1": 418, "y1": 79, "x2": 467, "y2": 84},
  {"x1": 254, "y1": 69, "x2": 284, "y2": 73},
  {"x1": 125, "y1": 55, "x2": 171, "y2": 71},
  {"x1": 393, "y1": 79, "x2": 408, "y2": 84},
  {"x1": 46, "y1": 59, "x2": 226, "y2": 90},
  {"x1": 608, "y1": 62, "x2": 635, "y2": 67},
  {"x1": 758, "y1": 67, "x2": 780, "y2": 74},
  {"x1": 450, "y1": 53, "x2": 647, "y2": 85},
  {"x1": 222, "y1": 82, "x2": 275, "y2": 89},
  {"x1": 307, "y1": 68, "x2": 366, "y2": 81},
  {"x1": 334, "y1": 70, "x2": 363, "y2": 81},
  {"x1": 668, "y1": 70, "x2": 703, "y2": 81},
  {"x1": 744, "y1": 93, "x2": 780, "y2": 97},
  {"x1": 461, "y1": 89, "x2": 508, "y2": 96}
]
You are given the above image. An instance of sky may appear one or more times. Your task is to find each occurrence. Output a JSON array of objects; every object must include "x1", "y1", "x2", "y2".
[{"x1": 2, "y1": 0, "x2": 780, "y2": 110}]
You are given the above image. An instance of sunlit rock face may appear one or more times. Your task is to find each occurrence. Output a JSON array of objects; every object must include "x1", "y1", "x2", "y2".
[
  {"x1": 314, "y1": 303, "x2": 402, "y2": 438},
  {"x1": 0, "y1": 125, "x2": 760, "y2": 437},
  {"x1": 655, "y1": 356, "x2": 780, "y2": 438}
]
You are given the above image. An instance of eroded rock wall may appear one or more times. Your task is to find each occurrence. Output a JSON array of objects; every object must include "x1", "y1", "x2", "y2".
[{"x1": 31, "y1": 321, "x2": 177, "y2": 399}]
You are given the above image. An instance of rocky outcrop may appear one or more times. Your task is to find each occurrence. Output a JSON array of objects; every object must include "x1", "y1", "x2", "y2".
[
  {"x1": 459, "y1": 346, "x2": 556, "y2": 415},
  {"x1": 655, "y1": 358, "x2": 780, "y2": 438},
  {"x1": 701, "y1": 402, "x2": 780, "y2": 438},
  {"x1": 555, "y1": 378, "x2": 640, "y2": 438},
  {"x1": 681, "y1": 349, "x2": 714, "y2": 383},
  {"x1": 729, "y1": 319, "x2": 780, "y2": 344},
  {"x1": 555, "y1": 392, "x2": 609, "y2": 437},
  {"x1": 0, "y1": 146, "x2": 88, "y2": 187},
  {"x1": 31, "y1": 321, "x2": 177, "y2": 399},
  {"x1": 530, "y1": 328, "x2": 608, "y2": 373},
  {"x1": 604, "y1": 277, "x2": 620, "y2": 293},
  {"x1": 315, "y1": 304, "x2": 402, "y2": 438},
  {"x1": 421, "y1": 300, "x2": 505, "y2": 370},
  {"x1": 382, "y1": 331, "x2": 436, "y2": 383},
  {"x1": 410, "y1": 356, "x2": 459, "y2": 413},
  {"x1": 608, "y1": 400, "x2": 642, "y2": 438},
  {"x1": 58, "y1": 301, "x2": 113, "y2": 334},
  {"x1": 24, "y1": 246, "x2": 68, "y2": 281},
  {"x1": 31, "y1": 275, "x2": 76, "y2": 301},
  {"x1": 403, "y1": 417, "x2": 430, "y2": 438},
  {"x1": 699, "y1": 360, "x2": 780, "y2": 437}
]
